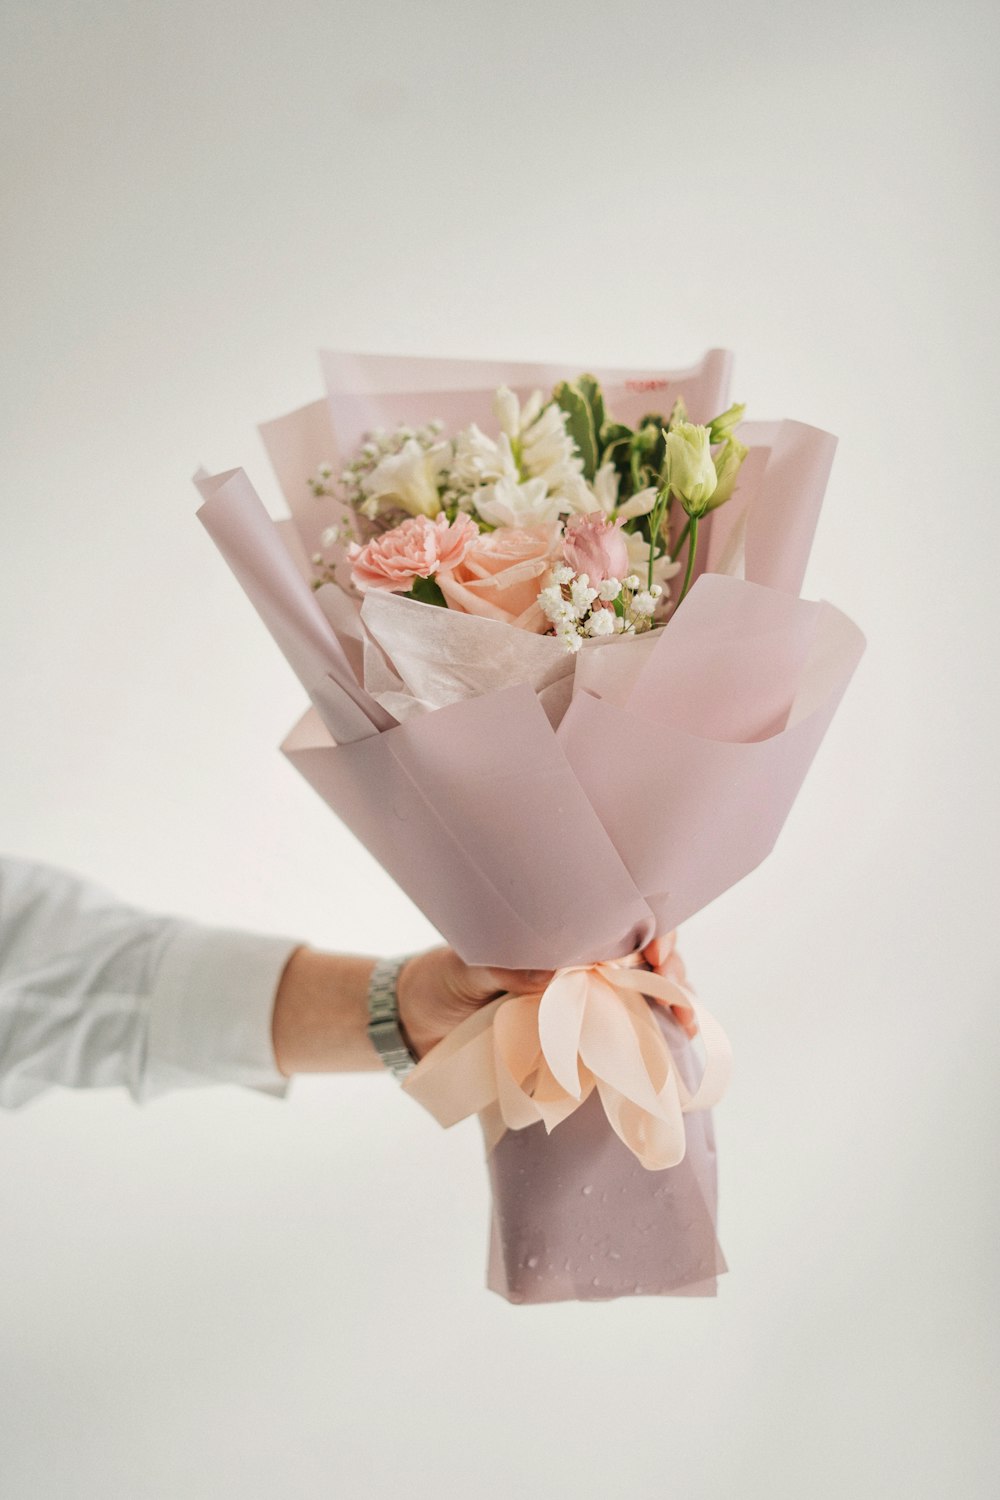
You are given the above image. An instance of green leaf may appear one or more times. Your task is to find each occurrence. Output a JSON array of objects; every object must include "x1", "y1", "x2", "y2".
[
  {"x1": 408, "y1": 575, "x2": 448, "y2": 608},
  {"x1": 577, "y1": 374, "x2": 606, "y2": 449},
  {"x1": 601, "y1": 432, "x2": 634, "y2": 497},
  {"x1": 600, "y1": 420, "x2": 632, "y2": 450},
  {"x1": 554, "y1": 380, "x2": 598, "y2": 481}
]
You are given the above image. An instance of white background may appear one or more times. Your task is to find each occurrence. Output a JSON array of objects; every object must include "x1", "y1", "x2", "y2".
[{"x1": 1, "y1": 2, "x2": 997, "y2": 1497}]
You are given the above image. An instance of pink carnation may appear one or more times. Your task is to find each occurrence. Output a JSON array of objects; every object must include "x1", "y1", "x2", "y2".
[
  {"x1": 562, "y1": 512, "x2": 630, "y2": 583},
  {"x1": 348, "y1": 512, "x2": 479, "y2": 593}
]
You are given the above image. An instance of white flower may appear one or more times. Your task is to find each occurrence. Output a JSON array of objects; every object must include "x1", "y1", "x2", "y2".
[
  {"x1": 556, "y1": 625, "x2": 583, "y2": 654},
  {"x1": 493, "y1": 386, "x2": 523, "y2": 441},
  {"x1": 664, "y1": 422, "x2": 718, "y2": 517},
  {"x1": 585, "y1": 609, "x2": 616, "y2": 637},
  {"x1": 539, "y1": 583, "x2": 575, "y2": 626},
  {"x1": 598, "y1": 577, "x2": 621, "y2": 602},
  {"x1": 501, "y1": 388, "x2": 586, "y2": 498},
  {"x1": 570, "y1": 576, "x2": 598, "y2": 616},
  {"x1": 552, "y1": 563, "x2": 574, "y2": 585},
  {"x1": 632, "y1": 591, "x2": 656, "y2": 617},
  {"x1": 589, "y1": 462, "x2": 619, "y2": 516},
  {"x1": 588, "y1": 461, "x2": 658, "y2": 521},
  {"x1": 474, "y1": 474, "x2": 565, "y2": 529},
  {"x1": 449, "y1": 424, "x2": 518, "y2": 490},
  {"x1": 617, "y1": 486, "x2": 659, "y2": 520},
  {"x1": 360, "y1": 438, "x2": 451, "y2": 518},
  {"x1": 449, "y1": 386, "x2": 589, "y2": 520},
  {"x1": 623, "y1": 531, "x2": 683, "y2": 588}
]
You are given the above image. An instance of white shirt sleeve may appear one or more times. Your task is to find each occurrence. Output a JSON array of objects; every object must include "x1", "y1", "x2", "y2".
[{"x1": 0, "y1": 856, "x2": 299, "y2": 1107}]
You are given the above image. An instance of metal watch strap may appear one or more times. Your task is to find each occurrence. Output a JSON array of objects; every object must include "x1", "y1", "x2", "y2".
[{"x1": 367, "y1": 954, "x2": 419, "y2": 1081}]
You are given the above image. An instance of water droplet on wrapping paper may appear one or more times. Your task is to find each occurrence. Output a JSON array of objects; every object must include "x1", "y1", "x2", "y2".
[
  {"x1": 581, "y1": 1185, "x2": 593, "y2": 1196},
  {"x1": 526, "y1": 1255, "x2": 539, "y2": 1269},
  {"x1": 609, "y1": 1250, "x2": 621, "y2": 1261},
  {"x1": 592, "y1": 1277, "x2": 601, "y2": 1287}
]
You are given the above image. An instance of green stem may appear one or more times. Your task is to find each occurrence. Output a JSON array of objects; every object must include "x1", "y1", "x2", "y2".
[
  {"x1": 647, "y1": 487, "x2": 669, "y2": 590},
  {"x1": 673, "y1": 517, "x2": 691, "y2": 559},
  {"x1": 677, "y1": 516, "x2": 700, "y2": 606}
]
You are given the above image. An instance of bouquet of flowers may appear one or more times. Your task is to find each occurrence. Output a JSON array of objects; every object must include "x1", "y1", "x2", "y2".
[{"x1": 196, "y1": 349, "x2": 863, "y2": 1303}]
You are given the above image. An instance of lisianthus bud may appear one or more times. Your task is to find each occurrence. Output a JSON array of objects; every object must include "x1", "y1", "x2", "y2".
[
  {"x1": 664, "y1": 422, "x2": 718, "y2": 518},
  {"x1": 706, "y1": 436, "x2": 749, "y2": 510},
  {"x1": 707, "y1": 402, "x2": 746, "y2": 445},
  {"x1": 562, "y1": 511, "x2": 630, "y2": 582}
]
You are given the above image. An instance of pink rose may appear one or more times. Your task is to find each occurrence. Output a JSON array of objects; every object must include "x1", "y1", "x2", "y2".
[
  {"x1": 562, "y1": 512, "x2": 630, "y2": 582},
  {"x1": 437, "y1": 525, "x2": 556, "y2": 631},
  {"x1": 348, "y1": 512, "x2": 478, "y2": 593}
]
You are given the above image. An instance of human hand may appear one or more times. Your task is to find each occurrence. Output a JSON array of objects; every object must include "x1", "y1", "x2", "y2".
[
  {"x1": 396, "y1": 938, "x2": 699, "y2": 1062},
  {"x1": 396, "y1": 947, "x2": 552, "y2": 1061},
  {"x1": 642, "y1": 933, "x2": 698, "y2": 1038}
]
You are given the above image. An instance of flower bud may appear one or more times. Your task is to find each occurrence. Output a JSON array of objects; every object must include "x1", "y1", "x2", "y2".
[
  {"x1": 706, "y1": 436, "x2": 749, "y2": 510},
  {"x1": 664, "y1": 422, "x2": 718, "y2": 517},
  {"x1": 707, "y1": 402, "x2": 746, "y2": 445},
  {"x1": 667, "y1": 395, "x2": 688, "y2": 430}
]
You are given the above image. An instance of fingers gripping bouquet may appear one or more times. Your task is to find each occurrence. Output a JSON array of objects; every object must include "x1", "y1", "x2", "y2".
[{"x1": 195, "y1": 350, "x2": 864, "y2": 1304}]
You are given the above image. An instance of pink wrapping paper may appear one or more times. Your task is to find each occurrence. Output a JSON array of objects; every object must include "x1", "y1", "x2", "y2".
[
  {"x1": 486, "y1": 1010, "x2": 725, "y2": 1301},
  {"x1": 196, "y1": 350, "x2": 864, "y2": 1303}
]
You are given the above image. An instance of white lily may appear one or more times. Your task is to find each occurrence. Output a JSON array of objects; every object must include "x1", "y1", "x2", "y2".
[{"x1": 359, "y1": 438, "x2": 451, "y2": 518}]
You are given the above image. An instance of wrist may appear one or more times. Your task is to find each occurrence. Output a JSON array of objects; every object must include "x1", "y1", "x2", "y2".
[
  {"x1": 272, "y1": 948, "x2": 382, "y2": 1075},
  {"x1": 367, "y1": 954, "x2": 420, "y2": 1078},
  {"x1": 395, "y1": 952, "x2": 435, "y2": 1061}
]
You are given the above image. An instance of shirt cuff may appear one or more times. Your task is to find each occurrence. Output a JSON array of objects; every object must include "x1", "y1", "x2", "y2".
[{"x1": 140, "y1": 919, "x2": 300, "y2": 1099}]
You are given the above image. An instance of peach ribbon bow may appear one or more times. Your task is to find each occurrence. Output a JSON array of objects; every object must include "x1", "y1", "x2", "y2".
[{"x1": 402, "y1": 935, "x2": 732, "y2": 1171}]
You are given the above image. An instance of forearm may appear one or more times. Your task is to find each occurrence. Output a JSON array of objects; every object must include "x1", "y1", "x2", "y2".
[
  {"x1": 271, "y1": 948, "x2": 381, "y2": 1075},
  {"x1": 269, "y1": 945, "x2": 537, "y2": 1074}
]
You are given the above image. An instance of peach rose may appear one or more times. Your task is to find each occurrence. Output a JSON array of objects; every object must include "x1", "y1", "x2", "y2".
[
  {"x1": 437, "y1": 525, "x2": 556, "y2": 631},
  {"x1": 348, "y1": 512, "x2": 478, "y2": 593}
]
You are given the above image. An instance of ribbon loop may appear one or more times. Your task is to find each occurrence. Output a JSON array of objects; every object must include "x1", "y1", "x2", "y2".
[{"x1": 403, "y1": 939, "x2": 732, "y2": 1171}]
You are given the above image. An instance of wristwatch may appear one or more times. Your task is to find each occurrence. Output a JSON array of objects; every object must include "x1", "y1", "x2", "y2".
[{"x1": 367, "y1": 954, "x2": 419, "y2": 1081}]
